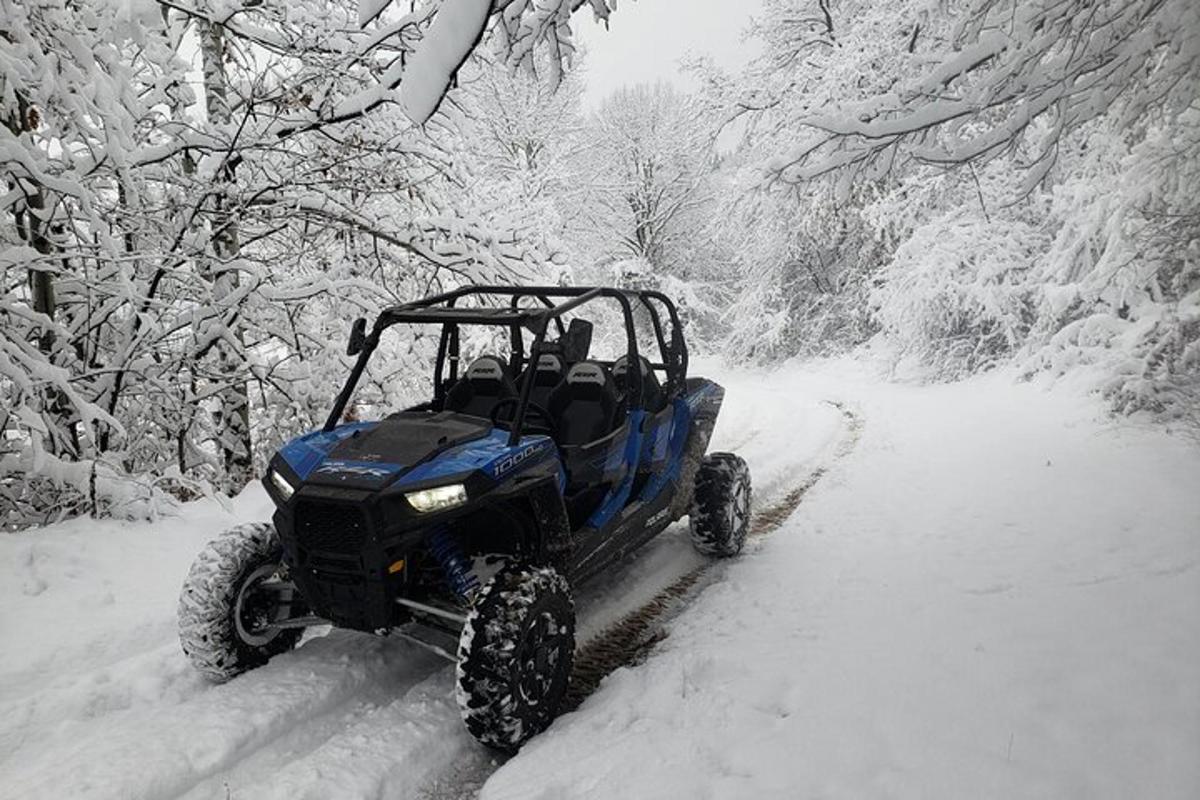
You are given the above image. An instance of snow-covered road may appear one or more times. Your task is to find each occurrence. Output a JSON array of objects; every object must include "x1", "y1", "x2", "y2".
[
  {"x1": 485, "y1": 366, "x2": 1200, "y2": 800},
  {"x1": 0, "y1": 361, "x2": 844, "y2": 800},
  {"x1": 2, "y1": 361, "x2": 1197, "y2": 799}
]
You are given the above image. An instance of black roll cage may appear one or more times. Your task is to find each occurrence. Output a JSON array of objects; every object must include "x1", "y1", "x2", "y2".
[{"x1": 324, "y1": 285, "x2": 689, "y2": 446}]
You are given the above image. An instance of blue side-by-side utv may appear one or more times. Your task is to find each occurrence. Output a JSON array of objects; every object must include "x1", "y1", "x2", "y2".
[{"x1": 178, "y1": 286, "x2": 751, "y2": 751}]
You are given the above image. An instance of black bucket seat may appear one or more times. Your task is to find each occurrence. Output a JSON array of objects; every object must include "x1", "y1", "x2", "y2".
[
  {"x1": 612, "y1": 355, "x2": 666, "y2": 413},
  {"x1": 518, "y1": 353, "x2": 566, "y2": 411},
  {"x1": 444, "y1": 355, "x2": 516, "y2": 418},
  {"x1": 548, "y1": 361, "x2": 620, "y2": 446}
]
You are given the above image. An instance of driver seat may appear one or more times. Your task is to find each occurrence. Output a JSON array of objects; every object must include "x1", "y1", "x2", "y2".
[{"x1": 444, "y1": 356, "x2": 516, "y2": 418}]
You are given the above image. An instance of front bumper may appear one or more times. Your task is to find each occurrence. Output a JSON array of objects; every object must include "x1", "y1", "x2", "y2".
[{"x1": 273, "y1": 484, "x2": 427, "y2": 631}]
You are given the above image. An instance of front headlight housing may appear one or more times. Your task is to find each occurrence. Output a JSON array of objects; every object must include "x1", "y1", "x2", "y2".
[
  {"x1": 269, "y1": 468, "x2": 296, "y2": 501},
  {"x1": 405, "y1": 483, "x2": 467, "y2": 513}
]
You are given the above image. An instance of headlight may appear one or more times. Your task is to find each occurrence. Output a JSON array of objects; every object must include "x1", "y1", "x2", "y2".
[
  {"x1": 269, "y1": 469, "x2": 295, "y2": 500},
  {"x1": 405, "y1": 483, "x2": 467, "y2": 513}
]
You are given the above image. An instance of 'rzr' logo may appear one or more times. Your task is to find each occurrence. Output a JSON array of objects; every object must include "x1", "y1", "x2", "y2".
[
  {"x1": 314, "y1": 461, "x2": 393, "y2": 479},
  {"x1": 492, "y1": 442, "x2": 546, "y2": 477}
]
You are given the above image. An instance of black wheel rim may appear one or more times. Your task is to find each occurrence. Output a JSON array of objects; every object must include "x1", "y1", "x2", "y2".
[
  {"x1": 731, "y1": 477, "x2": 751, "y2": 533},
  {"x1": 234, "y1": 563, "x2": 283, "y2": 646},
  {"x1": 516, "y1": 610, "x2": 568, "y2": 708}
]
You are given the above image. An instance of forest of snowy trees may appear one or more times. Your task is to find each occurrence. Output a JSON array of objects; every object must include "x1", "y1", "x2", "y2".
[{"x1": 3, "y1": 0, "x2": 1197, "y2": 529}]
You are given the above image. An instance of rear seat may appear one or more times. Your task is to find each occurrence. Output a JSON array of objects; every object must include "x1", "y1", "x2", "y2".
[
  {"x1": 612, "y1": 355, "x2": 667, "y2": 413},
  {"x1": 517, "y1": 353, "x2": 566, "y2": 410}
]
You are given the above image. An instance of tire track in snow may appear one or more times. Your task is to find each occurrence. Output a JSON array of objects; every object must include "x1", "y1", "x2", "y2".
[
  {"x1": 1, "y1": 631, "x2": 443, "y2": 800},
  {"x1": 174, "y1": 645, "x2": 448, "y2": 800},
  {"x1": 746, "y1": 400, "x2": 863, "y2": 537},
  {"x1": 565, "y1": 401, "x2": 862, "y2": 709},
  {"x1": 182, "y1": 666, "x2": 466, "y2": 800}
]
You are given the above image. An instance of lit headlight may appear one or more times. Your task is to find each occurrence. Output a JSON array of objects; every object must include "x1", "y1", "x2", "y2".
[
  {"x1": 405, "y1": 483, "x2": 467, "y2": 513},
  {"x1": 269, "y1": 469, "x2": 295, "y2": 500}
]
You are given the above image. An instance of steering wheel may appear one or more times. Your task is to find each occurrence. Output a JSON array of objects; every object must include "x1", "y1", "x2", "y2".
[{"x1": 489, "y1": 398, "x2": 558, "y2": 440}]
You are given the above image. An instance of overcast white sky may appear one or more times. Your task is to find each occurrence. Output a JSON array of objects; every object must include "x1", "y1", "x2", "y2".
[{"x1": 572, "y1": 0, "x2": 764, "y2": 109}]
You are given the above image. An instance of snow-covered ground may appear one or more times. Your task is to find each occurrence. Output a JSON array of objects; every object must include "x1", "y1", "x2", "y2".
[
  {"x1": 2, "y1": 360, "x2": 1197, "y2": 799},
  {"x1": 486, "y1": 363, "x2": 1200, "y2": 800}
]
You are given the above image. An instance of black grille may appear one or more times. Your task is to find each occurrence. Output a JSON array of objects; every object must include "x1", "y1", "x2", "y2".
[{"x1": 295, "y1": 501, "x2": 368, "y2": 554}]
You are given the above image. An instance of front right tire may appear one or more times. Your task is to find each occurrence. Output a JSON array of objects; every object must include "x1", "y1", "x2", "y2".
[{"x1": 455, "y1": 564, "x2": 575, "y2": 752}]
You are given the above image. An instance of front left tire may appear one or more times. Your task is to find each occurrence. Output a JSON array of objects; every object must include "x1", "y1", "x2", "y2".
[{"x1": 178, "y1": 522, "x2": 303, "y2": 681}]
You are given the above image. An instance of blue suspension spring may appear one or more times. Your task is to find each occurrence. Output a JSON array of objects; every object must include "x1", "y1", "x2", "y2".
[{"x1": 427, "y1": 526, "x2": 479, "y2": 599}]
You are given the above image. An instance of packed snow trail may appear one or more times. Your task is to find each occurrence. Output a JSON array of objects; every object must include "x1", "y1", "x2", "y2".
[
  {"x1": 0, "y1": 362, "x2": 844, "y2": 800},
  {"x1": 482, "y1": 365, "x2": 1200, "y2": 800}
]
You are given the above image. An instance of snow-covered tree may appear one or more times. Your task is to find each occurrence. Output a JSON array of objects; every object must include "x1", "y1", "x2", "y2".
[
  {"x1": 1, "y1": 0, "x2": 622, "y2": 528},
  {"x1": 765, "y1": 0, "x2": 1199, "y2": 191},
  {"x1": 712, "y1": 0, "x2": 1198, "y2": 415},
  {"x1": 572, "y1": 83, "x2": 719, "y2": 279}
]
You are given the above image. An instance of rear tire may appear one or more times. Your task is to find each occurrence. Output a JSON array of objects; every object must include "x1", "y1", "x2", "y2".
[
  {"x1": 178, "y1": 522, "x2": 303, "y2": 682},
  {"x1": 456, "y1": 564, "x2": 575, "y2": 752},
  {"x1": 689, "y1": 452, "x2": 752, "y2": 557}
]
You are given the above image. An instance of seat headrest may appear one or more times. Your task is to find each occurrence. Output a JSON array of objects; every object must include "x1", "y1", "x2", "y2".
[
  {"x1": 565, "y1": 362, "x2": 607, "y2": 386},
  {"x1": 612, "y1": 355, "x2": 650, "y2": 377},
  {"x1": 536, "y1": 353, "x2": 564, "y2": 373},
  {"x1": 466, "y1": 356, "x2": 506, "y2": 380}
]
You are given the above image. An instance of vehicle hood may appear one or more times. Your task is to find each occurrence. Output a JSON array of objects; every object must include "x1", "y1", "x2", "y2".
[
  {"x1": 276, "y1": 412, "x2": 556, "y2": 492},
  {"x1": 278, "y1": 412, "x2": 492, "y2": 490}
]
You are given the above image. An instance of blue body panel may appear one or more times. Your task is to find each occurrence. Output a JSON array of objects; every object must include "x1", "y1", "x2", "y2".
[
  {"x1": 585, "y1": 410, "x2": 646, "y2": 528},
  {"x1": 276, "y1": 379, "x2": 718, "y2": 529},
  {"x1": 277, "y1": 422, "x2": 556, "y2": 490},
  {"x1": 637, "y1": 397, "x2": 693, "y2": 503},
  {"x1": 393, "y1": 430, "x2": 556, "y2": 488},
  {"x1": 278, "y1": 422, "x2": 385, "y2": 479},
  {"x1": 633, "y1": 382, "x2": 720, "y2": 506}
]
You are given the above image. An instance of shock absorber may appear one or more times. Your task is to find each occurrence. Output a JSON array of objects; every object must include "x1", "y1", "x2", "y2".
[{"x1": 427, "y1": 526, "x2": 479, "y2": 601}]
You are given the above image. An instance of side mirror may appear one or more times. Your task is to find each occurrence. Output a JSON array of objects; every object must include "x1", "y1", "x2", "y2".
[{"x1": 347, "y1": 317, "x2": 367, "y2": 356}]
